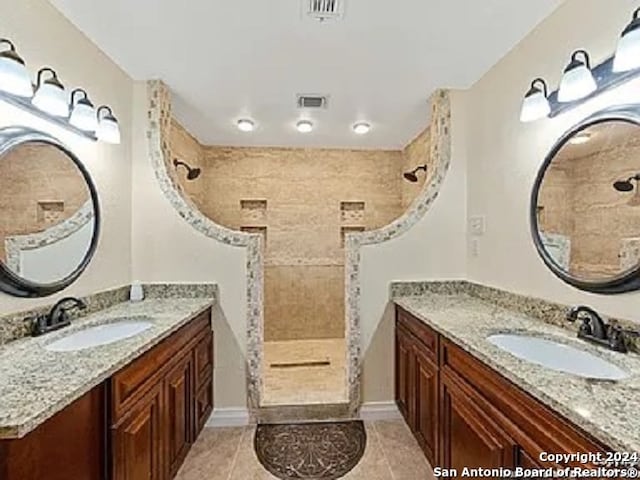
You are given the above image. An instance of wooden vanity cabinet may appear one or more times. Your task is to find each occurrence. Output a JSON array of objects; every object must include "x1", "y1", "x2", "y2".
[
  {"x1": 110, "y1": 309, "x2": 214, "y2": 480},
  {"x1": 0, "y1": 309, "x2": 213, "y2": 480},
  {"x1": 395, "y1": 306, "x2": 608, "y2": 472},
  {"x1": 0, "y1": 385, "x2": 108, "y2": 480},
  {"x1": 395, "y1": 308, "x2": 439, "y2": 465}
]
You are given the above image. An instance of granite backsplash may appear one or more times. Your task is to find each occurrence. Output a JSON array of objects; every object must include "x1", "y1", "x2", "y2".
[
  {"x1": 0, "y1": 283, "x2": 217, "y2": 345},
  {"x1": 390, "y1": 280, "x2": 640, "y2": 353}
]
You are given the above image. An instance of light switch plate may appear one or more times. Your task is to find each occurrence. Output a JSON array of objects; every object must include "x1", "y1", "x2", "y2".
[
  {"x1": 470, "y1": 238, "x2": 480, "y2": 257},
  {"x1": 469, "y1": 215, "x2": 486, "y2": 236}
]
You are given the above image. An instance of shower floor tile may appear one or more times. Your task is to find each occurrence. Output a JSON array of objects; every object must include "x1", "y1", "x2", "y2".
[{"x1": 262, "y1": 339, "x2": 348, "y2": 405}]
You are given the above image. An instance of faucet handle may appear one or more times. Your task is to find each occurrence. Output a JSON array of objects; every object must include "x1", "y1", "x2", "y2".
[
  {"x1": 577, "y1": 318, "x2": 593, "y2": 337},
  {"x1": 30, "y1": 314, "x2": 49, "y2": 336},
  {"x1": 607, "y1": 325, "x2": 628, "y2": 353}
]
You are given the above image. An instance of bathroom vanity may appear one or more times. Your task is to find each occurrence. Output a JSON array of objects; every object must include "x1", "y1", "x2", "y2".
[
  {"x1": 394, "y1": 296, "x2": 640, "y2": 470},
  {"x1": 0, "y1": 303, "x2": 214, "y2": 480}
]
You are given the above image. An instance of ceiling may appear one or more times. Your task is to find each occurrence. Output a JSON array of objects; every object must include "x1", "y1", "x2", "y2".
[{"x1": 51, "y1": 0, "x2": 563, "y2": 149}]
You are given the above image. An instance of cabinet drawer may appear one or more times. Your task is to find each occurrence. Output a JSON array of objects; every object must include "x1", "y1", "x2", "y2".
[
  {"x1": 396, "y1": 306, "x2": 438, "y2": 363},
  {"x1": 194, "y1": 378, "x2": 213, "y2": 439},
  {"x1": 111, "y1": 311, "x2": 210, "y2": 422},
  {"x1": 194, "y1": 332, "x2": 214, "y2": 392},
  {"x1": 439, "y1": 339, "x2": 607, "y2": 464}
]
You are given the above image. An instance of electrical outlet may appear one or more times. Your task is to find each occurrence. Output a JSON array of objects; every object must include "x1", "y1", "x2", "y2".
[{"x1": 469, "y1": 215, "x2": 486, "y2": 236}]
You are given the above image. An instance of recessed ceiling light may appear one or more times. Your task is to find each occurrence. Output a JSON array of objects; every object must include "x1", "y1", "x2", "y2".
[
  {"x1": 237, "y1": 119, "x2": 255, "y2": 132},
  {"x1": 569, "y1": 132, "x2": 592, "y2": 145},
  {"x1": 296, "y1": 120, "x2": 313, "y2": 133},
  {"x1": 353, "y1": 122, "x2": 371, "y2": 135}
]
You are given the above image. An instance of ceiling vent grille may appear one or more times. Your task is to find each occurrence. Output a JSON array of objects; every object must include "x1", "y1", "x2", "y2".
[
  {"x1": 297, "y1": 94, "x2": 328, "y2": 109},
  {"x1": 305, "y1": 0, "x2": 345, "y2": 22}
]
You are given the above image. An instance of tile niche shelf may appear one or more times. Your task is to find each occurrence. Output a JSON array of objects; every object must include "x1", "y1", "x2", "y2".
[
  {"x1": 240, "y1": 225, "x2": 267, "y2": 241},
  {"x1": 341, "y1": 226, "x2": 365, "y2": 248},
  {"x1": 240, "y1": 199, "x2": 268, "y2": 224},
  {"x1": 340, "y1": 201, "x2": 365, "y2": 224}
]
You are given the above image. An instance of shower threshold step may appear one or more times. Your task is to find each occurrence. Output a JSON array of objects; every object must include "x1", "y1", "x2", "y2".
[{"x1": 256, "y1": 402, "x2": 354, "y2": 424}]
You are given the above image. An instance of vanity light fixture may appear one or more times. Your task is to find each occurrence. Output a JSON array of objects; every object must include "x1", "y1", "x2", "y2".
[
  {"x1": 353, "y1": 122, "x2": 371, "y2": 134},
  {"x1": 296, "y1": 120, "x2": 314, "y2": 133},
  {"x1": 519, "y1": 78, "x2": 550, "y2": 122},
  {"x1": 237, "y1": 119, "x2": 255, "y2": 132},
  {"x1": 614, "y1": 7, "x2": 640, "y2": 72},
  {"x1": 96, "y1": 106, "x2": 121, "y2": 144},
  {"x1": 0, "y1": 39, "x2": 33, "y2": 97},
  {"x1": 557, "y1": 50, "x2": 597, "y2": 103},
  {"x1": 32, "y1": 67, "x2": 69, "y2": 117},
  {"x1": 69, "y1": 88, "x2": 97, "y2": 132}
]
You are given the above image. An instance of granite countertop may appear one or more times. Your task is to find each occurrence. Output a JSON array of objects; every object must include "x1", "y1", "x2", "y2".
[
  {"x1": 0, "y1": 298, "x2": 213, "y2": 439},
  {"x1": 394, "y1": 293, "x2": 640, "y2": 452}
]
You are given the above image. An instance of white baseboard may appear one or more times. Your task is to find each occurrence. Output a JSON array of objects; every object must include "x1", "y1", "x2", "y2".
[
  {"x1": 206, "y1": 408, "x2": 250, "y2": 428},
  {"x1": 360, "y1": 402, "x2": 402, "y2": 421}
]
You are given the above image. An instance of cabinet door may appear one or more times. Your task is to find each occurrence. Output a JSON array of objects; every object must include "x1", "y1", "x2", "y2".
[
  {"x1": 112, "y1": 384, "x2": 163, "y2": 480},
  {"x1": 413, "y1": 345, "x2": 438, "y2": 466},
  {"x1": 194, "y1": 377, "x2": 214, "y2": 439},
  {"x1": 395, "y1": 326, "x2": 413, "y2": 425},
  {"x1": 165, "y1": 354, "x2": 193, "y2": 478},
  {"x1": 440, "y1": 371, "x2": 517, "y2": 475}
]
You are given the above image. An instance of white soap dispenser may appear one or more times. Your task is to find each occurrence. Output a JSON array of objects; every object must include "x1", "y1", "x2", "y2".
[{"x1": 130, "y1": 281, "x2": 144, "y2": 302}]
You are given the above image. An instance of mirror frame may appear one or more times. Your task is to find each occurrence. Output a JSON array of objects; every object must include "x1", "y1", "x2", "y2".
[
  {"x1": 0, "y1": 126, "x2": 101, "y2": 298},
  {"x1": 530, "y1": 105, "x2": 640, "y2": 294}
]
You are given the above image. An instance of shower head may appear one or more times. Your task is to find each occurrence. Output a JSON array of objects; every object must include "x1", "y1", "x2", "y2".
[
  {"x1": 613, "y1": 173, "x2": 640, "y2": 192},
  {"x1": 403, "y1": 164, "x2": 427, "y2": 183},
  {"x1": 614, "y1": 180, "x2": 635, "y2": 192},
  {"x1": 187, "y1": 167, "x2": 201, "y2": 180},
  {"x1": 174, "y1": 159, "x2": 201, "y2": 181}
]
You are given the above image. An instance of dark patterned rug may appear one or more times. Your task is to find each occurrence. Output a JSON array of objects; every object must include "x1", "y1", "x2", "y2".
[{"x1": 254, "y1": 420, "x2": 367, "y2": 480}]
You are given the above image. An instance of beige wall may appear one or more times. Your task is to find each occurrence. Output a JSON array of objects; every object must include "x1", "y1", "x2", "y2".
[
  {"x1": 465, "y1": 0, "x2": 640, "y2": 321},
  {"x1": 0, "y1": 0, "x2": 133, "y2": 313},
  {"x1": 0, "y1": 145, "x2": 89, "y2": 259}
]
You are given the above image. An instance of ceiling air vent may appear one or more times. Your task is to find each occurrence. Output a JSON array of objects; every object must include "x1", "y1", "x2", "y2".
[
  {"x1": 297, "y1": 94, "x2": 328, "y2": 109},
  {"x1": 305, "y1": 0, "x2": 345, "y2": 22}
]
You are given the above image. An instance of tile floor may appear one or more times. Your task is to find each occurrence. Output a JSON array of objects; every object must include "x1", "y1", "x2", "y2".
[
  {"x1": 262, "y1": 339, "x2": 348, "y2": 405},
  {"x1": 176, "y1": 419, "x2": 435, "y2": 480}
]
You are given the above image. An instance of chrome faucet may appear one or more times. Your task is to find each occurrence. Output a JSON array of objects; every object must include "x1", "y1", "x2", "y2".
[
  {"x1": 566, "y1": 305, "x2": 628, "y2": 353},
  {"x1": 31, "y1": 297, "x2": 87, "y2": 336}
]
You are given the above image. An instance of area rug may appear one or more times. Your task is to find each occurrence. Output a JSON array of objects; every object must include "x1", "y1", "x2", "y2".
[{"x1": 254, "y1": 420, "x2": 367, "y2": 480}]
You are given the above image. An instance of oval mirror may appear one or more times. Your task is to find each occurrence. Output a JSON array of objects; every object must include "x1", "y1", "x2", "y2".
[
  {"x1": 0, "y1": 127, "x2": 100, "y2": 297},
  {"x1": 531, "y1": 106, "x2": 640, "y2": 294}
]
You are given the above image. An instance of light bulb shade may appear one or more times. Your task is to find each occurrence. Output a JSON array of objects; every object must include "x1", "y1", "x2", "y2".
[
  {"x1": 0, "y1": 51, "x2": 33, "y2": 97},
  {"x1": 614, "y1": 15, "x2": 640, "y2": 72},
  {"x1": 97, "y1": 107, "x2": 121, "y2": 144},
  {"x1": 237, "y1": 119, "x2": 255, "y2": 132},
  {"x1": 69, "y1": 99, "x2": 97, "y2": 132},
  {"x1": 32, "y1": 69, "x2": 68, "y2": 117},
  {"x1": 558, "y1": 51, "x2": 597, "y2": 103},
  {"x1": 520, "y1": 79, "x2": 550, "y2": 122}
]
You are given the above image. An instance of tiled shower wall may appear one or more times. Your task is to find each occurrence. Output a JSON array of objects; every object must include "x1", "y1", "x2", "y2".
[
  {"x1": 0, "y1": 144, "x2": 88, "y2": 259},
  {"x1": 538, "y1": 125, "x2": 640, "y2": 278},
  {"x1": 167, "y1": 121, "x2": 431, "y2": 341}
]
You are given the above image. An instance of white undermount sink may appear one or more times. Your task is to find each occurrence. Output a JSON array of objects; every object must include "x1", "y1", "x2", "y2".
[
  {"x1": 487, "y1": 334, "x2": 629, "y2": 381},
  {"x1": 45, "y1": 318, "x2": 154, "y2": 352}
]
